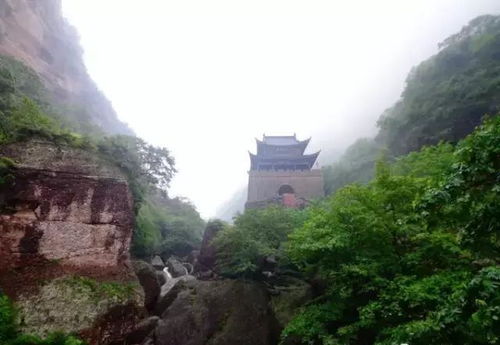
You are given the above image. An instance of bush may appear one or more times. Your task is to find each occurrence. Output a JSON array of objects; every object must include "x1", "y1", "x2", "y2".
[
  {"x1": 213, "y1": 206, "x2": 307, "y2": 278},
  {"x1": 283, "y1": 117, "x2": 500, "y2": 345},
  {"x1": 131, "y1": 192, "x2": 205, "y2": 258}
]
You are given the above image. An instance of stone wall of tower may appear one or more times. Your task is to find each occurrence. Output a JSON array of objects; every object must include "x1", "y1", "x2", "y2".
[{"x1": 246, "y1": 169, "x2": 324, "y2": 207}]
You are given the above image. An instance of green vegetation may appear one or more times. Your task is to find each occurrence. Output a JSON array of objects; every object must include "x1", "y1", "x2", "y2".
[
  {"x1": 324, "y1": 15, "x2": 500, "y2": 195},
  {"x1": 0, "y1": 156, "x2": 14, "y2": 187},
  {"x1": 63, "y1": 276, "x2": 136, "y2": 302},
  {"x1": 213, "y1": 206, "x2": 307, "y2": 278},
  {"x1": 379, "y1": 15, "x2": 500, "y2": 155},
  {"x1": 322, "y1": 138, "x2": 382, "y2": 195},
  {"x1": 132, "y1": 191, "x2": 205, "y2": 258},
  {"x1": 210, "y1": 117, "x2": 499, "y2": 344},
  {"x1": 0, "y1": 54, "x2": 104, "y2": 135},
  {"x1": 282, "y1": 117, "x2": 500, "y2": 345},
  {"x1": 0, "y1": 294, "x2": 84, "y2": 345}
]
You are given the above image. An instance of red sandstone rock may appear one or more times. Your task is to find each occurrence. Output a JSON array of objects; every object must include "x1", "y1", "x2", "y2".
[{"x1": 0, "y1": 140, "x2": 133, "y2": 272}]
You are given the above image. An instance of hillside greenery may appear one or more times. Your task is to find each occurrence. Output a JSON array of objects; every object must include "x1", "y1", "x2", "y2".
[
  {"x1": 212, "y1": 117, "x2": 499, "y2": 345},
  {"x1": 283, "y1": 116, "x2": 499, "y2": 345},
  {"x1": 378, "y1": 15, "x2": 500, "y2": 155},
  {"x1": 324, "y1": 15, "x2": 500, "y2": 195},
  {"x1": 132, "y1": 191, "x2": 205, "y2": 258}
]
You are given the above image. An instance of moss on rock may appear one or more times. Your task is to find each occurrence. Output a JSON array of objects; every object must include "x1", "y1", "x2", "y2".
[{"x1": 15, "y1": 276, "x2": 143, "y2": 338}]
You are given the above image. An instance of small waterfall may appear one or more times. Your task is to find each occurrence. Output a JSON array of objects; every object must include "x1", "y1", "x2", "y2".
[
  {"x1": 163, "y1": 267, "x2": 172, "y2": 280},
  {"x1": 159, "y1": 259, "x2": 194, "y2": 297}
]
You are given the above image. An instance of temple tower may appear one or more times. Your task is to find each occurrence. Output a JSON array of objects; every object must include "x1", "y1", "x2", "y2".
[{"x1": 246, "y1": 134, "x2": 324, "y2": 209}]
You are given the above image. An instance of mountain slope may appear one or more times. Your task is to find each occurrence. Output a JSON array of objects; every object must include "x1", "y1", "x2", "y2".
[
  {"x1": 0, "y1": 0, "x2": 131, "y2": 134},
  {"x1": 324, "y1": 14, "x2": 500, "y2": 194}
]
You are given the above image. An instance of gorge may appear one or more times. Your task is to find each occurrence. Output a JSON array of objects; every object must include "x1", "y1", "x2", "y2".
[{"x1": 0, "y1": 2, "x2": 499, "y2": 345}]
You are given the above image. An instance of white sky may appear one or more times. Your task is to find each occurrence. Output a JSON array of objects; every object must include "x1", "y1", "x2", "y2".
[{"x1": 61, "y1": 0, "x2": 500, "y2": 218}]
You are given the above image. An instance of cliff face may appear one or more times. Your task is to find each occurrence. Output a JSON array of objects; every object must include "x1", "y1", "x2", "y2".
[
  {"x1": 0, "y1": 0, "x2": 131, "y2": 134},
  {"x1": 0, "y1": 140, "x2": 134, "y2": 271}
]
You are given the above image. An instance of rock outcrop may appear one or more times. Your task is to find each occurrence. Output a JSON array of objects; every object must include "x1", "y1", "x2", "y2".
[
  {"x1": 0, "y1": 0, "x2": 131, "y2": 134},
  {"x1": 17, "y1": 276, "x2": 144, "y2": 343},
  {"x1": 0, "y1": 140, "x2": 133, "y2": 271},
  {"x1": 133, "y1": 260, "x2": 162, "y2": 313},
  {"x1": 150, "y1": 279, "x2": 280, "y2": 345},
  {"x1": 196, "y1": 220, "x2": 225, "y2": 276},
  {"x1": 0, "y1": 140, "x2": 145, "y2": 345}
]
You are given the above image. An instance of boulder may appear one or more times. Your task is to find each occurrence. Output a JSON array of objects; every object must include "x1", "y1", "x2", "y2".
[
  {"x1": 80, "y1": 302, "x2": 144, "y2": 345},
  {"x1": 151, "y1": 255, "x2": 165, "y2": 270},
  {"x1": 14, "y1": 276, "x2": 144, "y2": 345},
  {"x1": 154, "y1": 279, "x2": 280, "y2": 345},
  {"x1": 196, "y1": 220, "x2": 225, "y2": 273},
  {"x1": 156, "y1": 271, "x2": 167, "y2": 286},
  {"x1": 154, "y1": 279, "x2": 189, "y2": 317},
  {"x1": 269, "y1": 276, "x2": 313, "y2": 328},
  {"x1": 133, "y1": 260, "x2": 162, "y2": 312},
  {"x1": 166, "y1": 257, "x2": 187, "y2": 278},
  {"x1": 124, "y1": 316, "x2": 160, "y2": 345}
]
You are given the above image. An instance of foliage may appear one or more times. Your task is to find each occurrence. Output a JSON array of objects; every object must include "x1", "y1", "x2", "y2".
[
  {"x1": 97, "y1": 136, "x2": 176, "y2": 206},
  {"x1": 378, "y1": 15, "x2": 500, "y2": 155},
  {"x1": 391, "y1": 142, "x2": 455, "y2": 181},
  {"x1": 323, "y1": 138, "x2": 382, "y2": 195},
  {"x1": 323, "y1": 15, "x2": 500, "y2": 195},
  {"x1": 0, "y1": 156, "x2": 14, "y2": 187},
  {"x1": 283, "y1": 117, "x2": 500, "y2": 345},
  {"x1": 0, "y1": 293, "x2": 84, "y2": 345},
  {"x1": 421, "y1": 116, "x2": 500, "y2": 258},
  {"x1": 131, "y1": 191, "x2": 205, "y2": 258},
  {"x1": 213, "y1": 206, "x2": 307, "y2": 278},
  {"x1": 64, "y1": 276, "x2": 136, "y2": 302}
]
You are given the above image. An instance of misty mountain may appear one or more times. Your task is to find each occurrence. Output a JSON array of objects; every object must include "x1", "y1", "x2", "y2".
[
  {"x1": 324, "y1": 14, "x2": 500, "y2": 194},
  {"x1": 0, "y1": 0, "x2": 131, "y2": 135},
  {"x1": 217, "y1": 14, "x2": 500, "y2": 217}
]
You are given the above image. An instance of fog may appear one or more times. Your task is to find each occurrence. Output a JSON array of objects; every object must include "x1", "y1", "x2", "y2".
[{"x1": 62, "y1": 0, "x2": 500, "y2": 218}]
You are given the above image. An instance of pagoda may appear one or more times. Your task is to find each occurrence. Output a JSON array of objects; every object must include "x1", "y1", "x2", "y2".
[
  {"x1": 249, "y1": 134, "x2": 320, "y2": 171},
  {"x1": 246, "y1": 134, "x2": 324, "y2": 209}
]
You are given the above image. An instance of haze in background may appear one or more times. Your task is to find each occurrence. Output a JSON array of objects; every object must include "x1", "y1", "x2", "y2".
[{"x1": 61, "y1": 0, "x2": 500, "y2": 218}]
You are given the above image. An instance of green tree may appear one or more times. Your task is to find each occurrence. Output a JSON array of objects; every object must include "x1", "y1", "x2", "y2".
[
  {"x1": 97, "y1": 135, "x2": 176, "y2": 207},
  {"x1": 213, "y1": 206, "x2": 307, "y2": 278},
  {"x1": 132, "y1": 191, "x2": 205, "y2": 258},
  {"x1": 284, "y1": 117, "x2": 500, "y2": 345}
]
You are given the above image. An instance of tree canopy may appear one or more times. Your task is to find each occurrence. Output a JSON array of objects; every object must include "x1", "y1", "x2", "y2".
[{"x1": 283, "y1": 117, "x2": 500, "y2": 345}]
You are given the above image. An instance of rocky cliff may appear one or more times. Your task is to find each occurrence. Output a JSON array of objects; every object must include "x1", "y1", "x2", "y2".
[
  {"x1": 0, "y1": 139, "x2": 133, "y2": 271},
  {"x1": 0, "y1": 0, "x2": 131, "y2": 134},
  {"x1": 0, "y1": 140, "x2": 146, "y2": 345}
]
